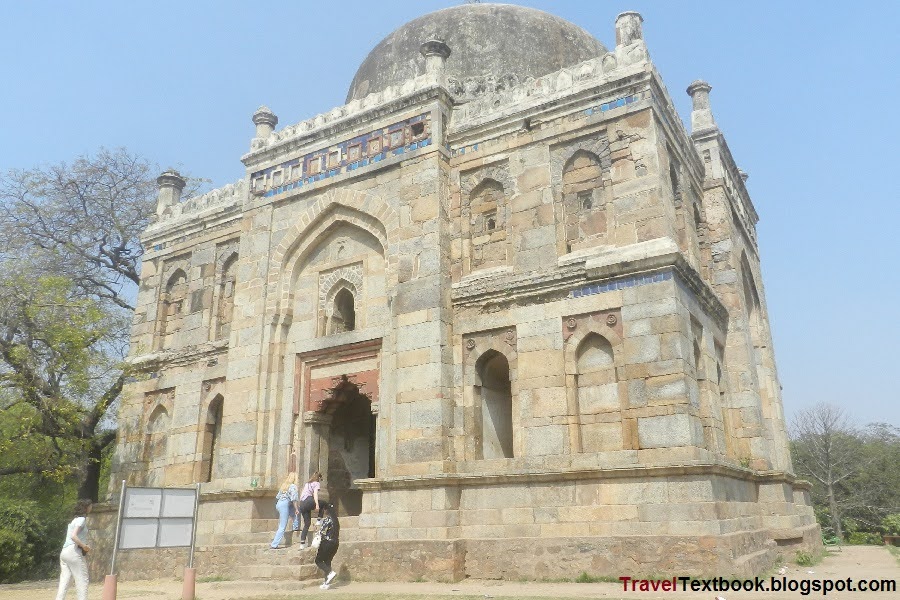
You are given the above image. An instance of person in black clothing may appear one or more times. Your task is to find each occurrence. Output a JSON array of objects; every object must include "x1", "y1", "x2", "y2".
[{"x1": 315, "y1": 502, "x2": 340, "y2": 589}]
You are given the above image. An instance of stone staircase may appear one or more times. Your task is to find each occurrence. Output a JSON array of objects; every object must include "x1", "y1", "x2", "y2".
[{"x1": 195, "y1": 516, "x2": 361, "y2": 582}]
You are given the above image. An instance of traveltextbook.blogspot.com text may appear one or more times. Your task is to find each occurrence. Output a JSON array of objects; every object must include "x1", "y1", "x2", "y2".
[{"x1": 618, "y1": 575, "x2": 897, "y2": 596}]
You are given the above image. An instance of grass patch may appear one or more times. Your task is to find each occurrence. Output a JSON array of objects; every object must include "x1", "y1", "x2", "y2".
[
  {"x1": 887, "y1": 544, "x2": 900, "y2": 565},
  {"x1": 575, "y1": 572, "x2": 619, "y2": 583},
  {"x1": 795, "y1": 550, "x2": 823, "y2": 567},
  {"x1": 197, "y1": 575, "x2": 232, "y2": 583}
]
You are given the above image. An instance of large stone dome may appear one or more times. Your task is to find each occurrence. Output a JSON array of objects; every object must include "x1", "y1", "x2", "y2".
[{"x1": 346, "y1": 3, "x2": 607, "y2": 102}]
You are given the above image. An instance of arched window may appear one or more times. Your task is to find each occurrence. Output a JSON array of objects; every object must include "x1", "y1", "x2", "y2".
[
  {"x1": 562, "y1": 151, "x2": 605, "y2": 252},
  {"x1": 215, "y1": 255, "x2": 237, "y2": 340},
  {"x1": 575, "y1": 333, "x2": 617, "y2": 413},
  {"x1": 329, "y1": 287, "x2": 356, "y2": 334},
  {"x1": 202, "y1": 395, "x2": 223, "y2": 483},
  {"x1": 669, "y1": 160, "x2": 682, "y2": 201},
  {"x1": 740, "y1": 254, "x2": 763, "y2": 349},
  {"x1": 469, "y1": 179, "x2": 507, "y2": 270},
  {"x1": 146, "y1": 404, "x2": 170, "y2": 485},
  {"x1": 160, "y1": 270, "x2": 187, "y2": 350},
  {"x1": 476, "y1": 350, "x2": 513, "y2": 459}
]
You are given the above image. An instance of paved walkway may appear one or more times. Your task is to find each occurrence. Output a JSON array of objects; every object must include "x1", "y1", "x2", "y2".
[{"x1": 3, "y1": 545, "x2": 897, "y2": 600}]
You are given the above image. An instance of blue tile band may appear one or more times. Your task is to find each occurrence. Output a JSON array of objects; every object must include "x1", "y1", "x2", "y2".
[
  {"x1": 252, "y1": 113, "x2": 431, "y2": 197},
  {"x1": 571, "y1": 270, "x2": 673, "y2": 298}
]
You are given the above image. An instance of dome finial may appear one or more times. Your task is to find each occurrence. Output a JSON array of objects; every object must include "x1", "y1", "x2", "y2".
[
  {"x1": 420, "y1": 39, "x2": 451, "y2": 80},
  {"x1": 252, "y1": 106, "x2": 278, "y2": 140},
  {"x1": 687, "y1": 80, "x2": 717, "y2": 133},
  {"x1": 615, "y1": 12, "x2": 644, "y2": 46}
]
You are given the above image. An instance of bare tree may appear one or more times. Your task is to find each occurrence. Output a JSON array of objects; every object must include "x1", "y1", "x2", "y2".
[
  {"x1": 0, "y1": 149, "x2": 158, "y2": 310},
  {"x1": 0, "y1": 148, "x2": 207, "y2": 311},
  {"x1": 0, "y1": 148, "x2": 207, "y2": 500},
  {"x1": 791, "y1": 404, "x2": 866, "y2": 539}
]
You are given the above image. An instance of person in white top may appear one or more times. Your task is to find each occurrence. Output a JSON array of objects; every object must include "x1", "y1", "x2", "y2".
[
  {"x1": 55, "y1": 499, "x2": 92, "y2": 600},
  {"x1": 297, "y1": 471, "x2": 322, "y2": 549}
]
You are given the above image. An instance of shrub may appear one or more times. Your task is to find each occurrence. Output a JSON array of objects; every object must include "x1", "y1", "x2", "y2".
[
  {"x1": 881, "y1": 514, "x2": 900, "y2": 537},
  {"x1": 0, "y1": 528, "x2": 32, "y2": 583},
  {"x1": 0, "y1": 498, "x2": 62, "y2": 582},
  {"x1": 847, "y1": 532, "x2": 883, "y2": 545}
]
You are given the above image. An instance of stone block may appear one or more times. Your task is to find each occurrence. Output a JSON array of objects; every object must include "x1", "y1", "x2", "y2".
[
  {"x1": 518, "y1": 166, "x2": 550, "y2": 192},
  {"x1": 517, "y1": 351, "x2": 564, "y2": 377},
  {"x1": 646, "y1": 374, "x2": 689, "y2": 404},
  {"x1": 409, "y1": 398, "x2": 445, "y2": 428},
  {"x1": 524, "y1": 425, "x2": 566, "y2": 455},
  {"x1": 627, "y1": 378, "x2": 648, "y2": 407},
  {"x1": 396, "y1": 320, "x2": 444, "y2": 352},
  {"x1": 621, "y1": 297, "x2": 678, "y2": 318},
  {"x1": 394, "y1": 276, "x2": 441, "y2": 313},
  {"x1": 637, "y1": 413, "x2": 699, "y2": 448},
  {"x1": 395, "y1": 437, "x2": 442, "y2": 464},
  {"x1": 395, "y1": 362, "x2": 443, "y2": 392},
  {"x1": 623, "y1": 334, "x2": 661, "y2": 364},
  {"x1": 578, "y1": 382, "x2": 620, "y2": 413},
  {"x1": 581, "y1": 421, "x2": 623, "y2": 452},
  {"x1": 530, "y1": 386, "x2": 568, "y2": 417}
]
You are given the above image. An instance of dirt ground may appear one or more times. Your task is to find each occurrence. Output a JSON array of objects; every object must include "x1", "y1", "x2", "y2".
[{"x1": 3, "y1": 545, "x2": 897, "y2": 600}]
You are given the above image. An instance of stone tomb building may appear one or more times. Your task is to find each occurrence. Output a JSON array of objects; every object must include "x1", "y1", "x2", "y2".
[{"x1": 102, "y1": 4, "x2": 820, "y2": 580}]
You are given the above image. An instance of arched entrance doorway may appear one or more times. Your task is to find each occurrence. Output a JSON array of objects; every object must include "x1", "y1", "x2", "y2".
[
  {"x1": 298, "y1": 341, "x2": 381, "y2": 517},
  {"x1": 324, "y1": 375, "x2": 375, "y2": 516}
]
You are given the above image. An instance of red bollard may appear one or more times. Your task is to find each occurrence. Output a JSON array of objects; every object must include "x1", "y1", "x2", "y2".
[
  {"x1": 182, "y1": 567, "x2": 196, "y2": 600},
  {"x1": 101, "y1": 574, "x2": 117, "y2": 600}
]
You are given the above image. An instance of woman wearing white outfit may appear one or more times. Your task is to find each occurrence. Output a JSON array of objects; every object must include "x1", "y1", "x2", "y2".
[{"x1": 55, "y1": 499, "x2": 92, "y2": 600}]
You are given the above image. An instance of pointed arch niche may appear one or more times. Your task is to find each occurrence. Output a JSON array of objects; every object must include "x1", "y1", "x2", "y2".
[
  {"x1": 318, "y1": 265, "x2": 364, "y2": 337},
  {"x1": 563, "y1": 311, "x2": 624, "y2": 453},
  {"x1": 468, "y1": 178, "x2": 508, "y2": 270},
  {"x1": 561, "y1": 150, "x2": 609, "y2": 252},
  {"x1": 214, "y1": 253, "x2": 238, "y2": 340},
  {"x1": 144, "y1": 404, "x2": 170, "y2": 486},
  {"x1": 463, "y1": 329, "x2": 518, "y2": 460},
  {"x1": 273, "y1": 202, "x2": 388, "y2": 342},
  {"x1": 159, "y1": 269, "x2": 188, "y2": 350},
  {"x1": 199, "y1": 394, "x2": 224, "y2": 483}
]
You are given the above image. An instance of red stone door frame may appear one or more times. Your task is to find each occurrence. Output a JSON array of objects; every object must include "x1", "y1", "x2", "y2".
[{"x1": 294, "y1": 339, "x2": 381, "y2": 487}]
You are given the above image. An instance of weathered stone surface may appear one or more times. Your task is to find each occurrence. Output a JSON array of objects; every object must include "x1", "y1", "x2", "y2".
[{"x1": 108, "y1": 2, "x2": 813, "y2": 582}]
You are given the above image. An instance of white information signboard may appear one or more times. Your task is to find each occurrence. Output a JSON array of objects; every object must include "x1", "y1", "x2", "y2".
[
  {"x1": 161, "y1": 489, "x2": 196, "y2": 518},
  {"x1": 118, "y1": 486, "x2": 197, "y2": 549},
  {"x1": 119, "y1": 519, "x2": 159, "y2": 550},
  {"x1": 124, "y1": 488, "x2": 162, "y2": 518},
  {"x1": 159, "y1": 518, "x2": 194, "y2": 547}
]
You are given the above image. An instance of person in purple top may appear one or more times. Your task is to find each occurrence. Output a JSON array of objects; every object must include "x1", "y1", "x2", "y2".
[{"x1": 296, "y1": 471, "x2": 321, "y2": 549}]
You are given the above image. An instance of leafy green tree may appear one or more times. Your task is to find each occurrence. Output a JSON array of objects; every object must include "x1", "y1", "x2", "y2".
[
  {"x1": 0, "y1": 271, "x2": 128, "y2": 500},
  {"x1": 0, "y1": 149, "x2": 205, "y2": 501}
]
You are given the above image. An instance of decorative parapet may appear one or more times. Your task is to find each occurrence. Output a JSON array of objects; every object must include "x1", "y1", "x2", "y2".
[
  {"x1": 126, "y1": 338, "x2": 229, "y2": 373},
  {"x1": 246, "y1": 73, "x2": 438, "y2": 156},
  {"x1": 248, "y1": 113, "x2": 432, "y2": 199},
  {"x1": 453, "y1": 42, "x2": 649, "y2": 130},
  {"x1": 149, "y1": 178, "x2": 245, "y2": 226},
  {"x1": 246, "y1": 26, "x2": 650, "y2": 159}
]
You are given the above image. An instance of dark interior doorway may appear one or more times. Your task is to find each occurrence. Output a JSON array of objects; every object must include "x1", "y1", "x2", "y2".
[{"x1": 326, "y1": 377, "x2": 376, "y2": 516}]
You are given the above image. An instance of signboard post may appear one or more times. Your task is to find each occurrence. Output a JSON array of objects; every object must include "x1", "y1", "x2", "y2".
[
  {"x1": 102, "y1": 480, "x2": 126, "y2": 600},
  {"x1": 183, "y1": 483, "x2": 201, "y2": 600},
  {"x1": 104, "y1": 481, "x2": 201, "y2": 600}
]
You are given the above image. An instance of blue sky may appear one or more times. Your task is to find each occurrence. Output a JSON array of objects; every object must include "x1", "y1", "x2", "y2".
[{"x1": 2, "y1": 1, "x2": 897, "y2": 428}]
